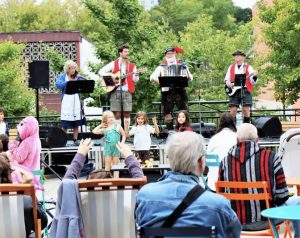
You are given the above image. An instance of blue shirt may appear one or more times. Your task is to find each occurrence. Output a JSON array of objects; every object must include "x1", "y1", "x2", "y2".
[{"x1": 136, "y1": 171, "x2": 241, "y2": 238}]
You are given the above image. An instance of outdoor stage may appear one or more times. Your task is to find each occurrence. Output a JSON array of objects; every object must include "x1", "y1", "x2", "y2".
[{"x1": 40, "y1": 134, "x2": 281, "y2": 173}]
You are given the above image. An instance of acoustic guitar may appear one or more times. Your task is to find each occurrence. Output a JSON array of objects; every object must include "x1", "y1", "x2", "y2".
[{"x1": 101, "y1": 68, "x2": 147, "y2": 93}]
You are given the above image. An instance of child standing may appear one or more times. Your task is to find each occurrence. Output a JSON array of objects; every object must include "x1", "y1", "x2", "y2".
[
  {"x1": 176, "y1": 110, "x2": 193, "y2": 132},
  {"x1": 125, "y1": 112, "x2": 159, "y2": 162},
  {"x1": 93, "y1": 111, "x2": 126, "y2": 172},
  {"x1": 0, "y1": 108, "x2": 9, "y2": 136}
]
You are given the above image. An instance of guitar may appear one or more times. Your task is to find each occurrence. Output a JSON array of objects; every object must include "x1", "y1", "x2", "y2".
[
  {"x1": 224, "y1": 72, "x2": 257, "y2": 97},
  {"x1": 101, "y1": 68, "x2": 147, "y2": 93}
]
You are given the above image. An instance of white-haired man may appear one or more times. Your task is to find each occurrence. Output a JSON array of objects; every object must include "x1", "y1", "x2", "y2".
[
  {"x1": 218, "y1": 123, "x2": 300, "y2": 235},
  {"x1": 135, "y1": 131, "x2": 241, "y2": 237}
]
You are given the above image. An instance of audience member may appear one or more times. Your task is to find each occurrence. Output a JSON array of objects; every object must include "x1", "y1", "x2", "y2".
[
  {"x1": 175, "y1": 110, "x2": 193, "y2": 132},
  {"x1": 218, "y1": 123, "x2": 300, "y2": 235},
  {"x1": 51, "y1": 139, "x2": 144, "y2": 238},
  {"x1": 0, "y1": 108, "x2": 9, "y2": 136},
  {"x1": 125, "y1": 111, "x2": 159, "y2": 163},
  {"x1": 0, "y1": 134, "x2": 9, "y2": 152},
  {"x1": 206, "y1": 112, "x2": 237, "y2": 190},
  {"x1": 0, "y1": 153, "x2": 47, "y2": 237},
  {"x1": 135, "y1": 131, "x2": 241, "y2": 237},
  {"x1": 92, "y1": 111, "x2": 126, "y2": 175},
  {"x1": 207, "y1": 112, "x2": 237, "y2": 159},
  {"x1": 8, "y1": 116, "x2": 41, "y2": 171}
]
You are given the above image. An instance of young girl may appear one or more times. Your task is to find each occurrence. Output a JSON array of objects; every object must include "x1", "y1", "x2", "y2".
[
  {"x1": 93, "y1": 111, "x2": 126, "y2": 173},
  {"x1": 176, "y1": 110, "x2": 193, "y2": 132},
  {"x1": 125, "y1": 111, "x2": 159, "y2": 162}
]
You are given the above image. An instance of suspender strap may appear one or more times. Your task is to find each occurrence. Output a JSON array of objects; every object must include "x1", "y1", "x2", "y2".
[{"x1": 162, "y1": 184, "x2": 205, "y2": 227}]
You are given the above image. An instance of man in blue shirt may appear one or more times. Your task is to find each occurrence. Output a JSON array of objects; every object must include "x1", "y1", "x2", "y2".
[{"x1": 135, "y1": 131, "x2": 241, "y2": 237}]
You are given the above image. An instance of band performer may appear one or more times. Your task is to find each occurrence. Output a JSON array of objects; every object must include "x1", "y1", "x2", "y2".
[
  {"x1": 99, "y1": 44, "x2": 139, "y2": 125},
  {"x1": 150, "y1": 47, "x2": 193, "y2": 130},
  {"x1": 224, "y1": 50, "x2": 258, "y2": 123},
  {"x1": 56, "y1": 60, "x2": 86, "y2": 145}
]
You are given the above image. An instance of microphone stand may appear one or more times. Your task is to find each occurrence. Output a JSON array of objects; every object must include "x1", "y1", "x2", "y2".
[{"x1": 119, "y1": 59, "x2": 125, "y2": 129}]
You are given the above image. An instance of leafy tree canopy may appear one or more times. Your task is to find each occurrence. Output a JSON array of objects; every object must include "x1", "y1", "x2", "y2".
[{"x1": 259, "y1": 0, "x2": 300, "y2": 105}]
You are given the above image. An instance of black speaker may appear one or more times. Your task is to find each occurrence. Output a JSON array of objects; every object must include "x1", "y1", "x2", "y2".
[
  {"x1": 39, "y1": 126, "x2": 67, "y2": 148},
  {"x1": 253, "y1": 117, "x2": 282, "y2": 138},
  {"x1": 29, "y1": 61, "x2": 49, "y2": 89},
  {"x1": 191, "y1": 123, "x2": 217, "y2": 138}
]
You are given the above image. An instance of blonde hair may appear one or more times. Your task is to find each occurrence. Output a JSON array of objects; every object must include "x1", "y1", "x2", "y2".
[
  {"x1": 102, "y1": 111, "x2": 115, "y2": 124},
  {"x1": 134, "y1": 111, "x2": 149, "y2": 126},
  {"x1": 63, "y1": 60, "x2": 78, "y2": 74}
]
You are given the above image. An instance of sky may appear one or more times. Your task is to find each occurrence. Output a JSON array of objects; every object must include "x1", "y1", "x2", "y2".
[{"x1": 232, "y1": 0, "x2": 258, "y2": 8}]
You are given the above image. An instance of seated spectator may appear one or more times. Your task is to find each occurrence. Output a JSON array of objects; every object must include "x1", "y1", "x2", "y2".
[
  {"x1": 51, "y1": 139, "x2": 144, "y2": 238},
  {"x1": 8, "y1": 116, "x2": 41, "y2": 171},
  {"x1": 0, "y1": 108, "x2": 9, "y2": 136},
  {"x1": 206, "y1": 112, "x2": 237, "y2": 190},
  {"x1": 0, "y1": 153, "x2": 47, "y2": 237},
  {"x1": 135, "y1": 131, "x2": 241, "y2": 237},
  {"x1": 0, "y1": 134, "x2": 9, "y2": 152},
  {"x1": 218, "y1": 123, "x2": 300, "y2": 235}
]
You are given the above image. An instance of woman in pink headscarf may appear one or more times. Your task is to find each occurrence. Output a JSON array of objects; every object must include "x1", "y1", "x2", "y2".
[{"x1": 8, "y1": 116, "x2": 41, "y2": 171}]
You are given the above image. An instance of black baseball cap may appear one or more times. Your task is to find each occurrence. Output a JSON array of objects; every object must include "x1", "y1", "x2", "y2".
[
  {"x1": 232, "y1": 50, "x2": 246, "y2": 57},
  {"x1": 165, "y1": 47, "x2": 175, "y2": 55}
]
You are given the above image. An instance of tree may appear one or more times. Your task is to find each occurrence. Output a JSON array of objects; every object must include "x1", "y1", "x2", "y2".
[
  {"x1": 150, "y1": 0, "x2": 237, "y2": 34},
  {"x1": 84, "y1": 0, "x2": 178, "y2": 111},
  {"x1": 0, "y1": 41, "x2": 35, "y2": 116},
  {"x1": 259, "y1": 0, "x2": 300, "y2": 106},
  {"x1": 0, "y1": 0, "x2": 107, "y2": 41},
  {"x1": 179, "y1": 15, "x2": 253, "y2": 105},
  {"x1": 234, "y1": 7, "x2": 252, "y2": 24}
]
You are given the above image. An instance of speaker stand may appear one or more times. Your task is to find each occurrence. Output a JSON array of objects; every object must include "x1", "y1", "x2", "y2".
[{"x1": 35, "y1": 88, "x2": 40, "y2": 122}]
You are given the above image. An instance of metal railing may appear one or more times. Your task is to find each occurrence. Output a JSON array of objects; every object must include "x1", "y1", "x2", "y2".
[{"x1": 5, "y1": 100, "x2": 300, "y2": 130}]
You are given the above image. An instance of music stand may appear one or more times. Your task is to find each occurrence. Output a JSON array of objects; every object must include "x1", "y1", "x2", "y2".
[
  {"x1": 65, "y1": 79, "x2": 95, "y2": 133},
  {"x1": 158, "y1": 76, "x2": 189, "y2": 88}
]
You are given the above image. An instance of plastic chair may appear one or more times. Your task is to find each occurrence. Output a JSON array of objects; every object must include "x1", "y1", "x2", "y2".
[
  {"x1": 78, "y1": 177, "x2": 147, "y2": 238},
  {"x1": 139, "y1": 226, "x2": 217, "y2": 237},
  {"x1": 0, "y1": 184, "x2": 41, "y2": 238},
  {"x1": 201, "y1": 154, "x2": 220, "y2": 191},
  {"x1": 215, "y1": 181, "x2": 292, "y2": 237}
]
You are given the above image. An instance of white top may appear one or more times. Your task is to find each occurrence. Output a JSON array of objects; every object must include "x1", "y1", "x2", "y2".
[
  {"x1": 0, "y1": 122, "x2": 6, "y2": 135},
  {"x1": 206, "y1": 128, "x2": 237, "y2": 190},
  {"x1": 206, "y1": 128, "x2": 237, "y2": 160},
  {"x1": 224, "y1": 63, "x2": 257, "y2": 85},
  {"x1": 129, "y1": 125, "x2": 155, "y2": 151},
  {"x1": 98, "y1": 58, "x2": 139, "y2": 92}
]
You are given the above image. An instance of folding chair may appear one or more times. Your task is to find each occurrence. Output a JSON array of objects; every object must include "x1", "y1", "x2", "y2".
[
  {"x1": 78, "y1": 177, "x2": 147, "y2": 238},
  {"x1": 201, "y1": 154, "x2": 220, "y2": 191},
  {"x1": 139, "y1": 226, "x2": 217, "y2": 237},
  {"x1": 0, "y1": 184, "x2": 41, "y2": 238},
  {"x1": 215, "y1": 181, "x2": 292, "y2": 237}
]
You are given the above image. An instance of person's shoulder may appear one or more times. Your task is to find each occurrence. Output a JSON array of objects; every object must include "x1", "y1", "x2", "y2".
[{"x1": 199, "y1": 191, "x2": 233, "y2": 212}]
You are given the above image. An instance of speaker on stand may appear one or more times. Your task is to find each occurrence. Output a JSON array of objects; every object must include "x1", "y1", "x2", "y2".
[{"x1": 29, "y1": 61, "x2": 49, "y2": 122}]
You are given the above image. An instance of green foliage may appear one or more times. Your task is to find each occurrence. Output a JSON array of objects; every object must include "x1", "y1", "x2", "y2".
[
  {"x1": 84, "y1": 0, "x2": 177, "y2": 111},
  {"x1": 259, "y1": 0, "x2": 300, "y2": 106},
  {"x1": 149, "y1": 0, "x2": 237, "y2": 34},
  {"x1": 0, "y1": 41, "x2": 35, "y2": 116},
  {"x1": 234, "y1": 7, "x2": 252, "y2": 23},
  {"x1": 180, "y1": 16, "x2": 254, "y2": 101},
  {"x1": 0, "y1": 0, "x2": 107, "y2": 41}
]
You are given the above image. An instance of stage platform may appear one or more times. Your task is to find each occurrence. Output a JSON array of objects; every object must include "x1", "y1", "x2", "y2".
[{"x1": 40, "y1": 135, "x2": 281, "y2": 172}]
